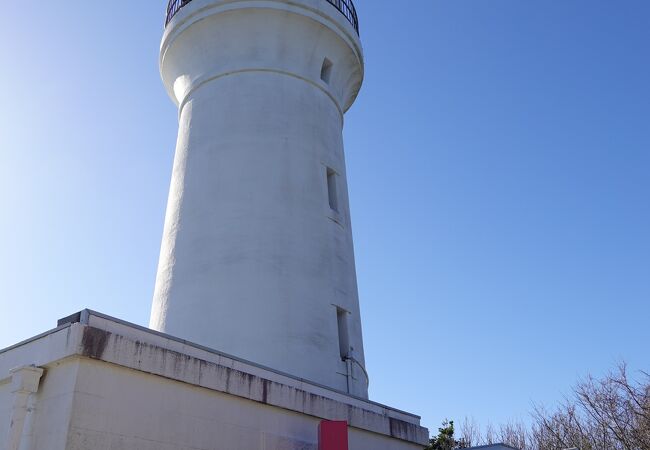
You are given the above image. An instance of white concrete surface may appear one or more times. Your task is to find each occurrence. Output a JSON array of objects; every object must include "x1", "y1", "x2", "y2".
[
  {"x1": 3, "y1": 366, "x2": 43, "y2": 450},
  {"x1": 150, "y1": 0, "x2": 369, "y2": 398},
  {"x1": 0, "y1": 311, "x2": 428, "y2": 450}
]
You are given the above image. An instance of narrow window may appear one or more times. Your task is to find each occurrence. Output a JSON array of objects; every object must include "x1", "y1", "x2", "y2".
[
  {"x1": 327, "y1": 167, "x2": 338, "y2": 212},
  {"x1": 321, "y1": 58, "x2": 333, "y2": 84},
  {"x1": 336, "y1": 308, "x2": 350, "y2": 361}
]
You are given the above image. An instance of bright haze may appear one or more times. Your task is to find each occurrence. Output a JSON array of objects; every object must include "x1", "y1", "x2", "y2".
[{"x1": 1, "y1": 0, "x2": 648, "y2": 434}]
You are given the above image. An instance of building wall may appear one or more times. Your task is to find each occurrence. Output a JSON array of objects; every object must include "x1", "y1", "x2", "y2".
[
  {"x1": 1, "y1": 354, "x2": 424, "y2": 450},
  {"x1": 0, "y1": 325, "x2": 82, "y2": 450},
  {"x1": 64, "y1": 358, "x2": 422, "y2": 450},
  {"x1": 28, "y1": 359, "x2": 79, "y2": 450}
]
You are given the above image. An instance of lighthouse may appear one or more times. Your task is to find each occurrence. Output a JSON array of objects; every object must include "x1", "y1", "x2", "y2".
[
  {"x1": 150, "y1": 0, "x2": 368, "y2": 398},
  {"x1": 0, "y1": 1, "x2": 429, "y2": 448}
]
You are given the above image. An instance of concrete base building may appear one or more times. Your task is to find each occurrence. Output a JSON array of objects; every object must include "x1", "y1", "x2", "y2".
[
  {"x1": 1, "y1": 0, "x2": 430, "y2": 448},
  {"x1": 0, "y1": 311, "x2": 428, "y2": 449}
]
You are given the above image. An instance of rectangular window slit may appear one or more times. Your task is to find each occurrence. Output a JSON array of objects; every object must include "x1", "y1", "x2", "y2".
[
  {"x1": 327, "y1": 167, "x2": 338, "y2": 212},
  {"x1": 336, "y1": 307, "x2": 350, "y2": 361},
  {"x1": 321, "y1": 58, "x2": 333, "y2": 84}
]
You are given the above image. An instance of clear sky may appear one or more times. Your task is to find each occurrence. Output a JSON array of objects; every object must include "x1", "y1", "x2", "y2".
[{"x1": 1, "y1": 0, "x2": 648, "y2": 435}]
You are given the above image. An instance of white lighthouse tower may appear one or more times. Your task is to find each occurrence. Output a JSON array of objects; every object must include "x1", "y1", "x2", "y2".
[{"x1": 150, "y1": 0, "x2": 368, "y2": 398}]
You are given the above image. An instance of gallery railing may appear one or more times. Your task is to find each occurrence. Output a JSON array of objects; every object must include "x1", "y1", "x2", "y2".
[{"x1": 165, "y1": 0, "x2": 360, "y2": 35}]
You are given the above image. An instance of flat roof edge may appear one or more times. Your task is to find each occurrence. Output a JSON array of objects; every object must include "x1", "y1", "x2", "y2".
[{"x1": 2, "y1": 309, "x2": 422, "y2": 422}]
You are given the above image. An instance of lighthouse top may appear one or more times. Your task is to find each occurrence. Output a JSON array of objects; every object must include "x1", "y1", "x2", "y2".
[
  {"x1": 165, "y1": 0, "x2": 360, "y2": 34},
  {"x1": 159, "y1": 0, "x2": 364, "y2": 113}
]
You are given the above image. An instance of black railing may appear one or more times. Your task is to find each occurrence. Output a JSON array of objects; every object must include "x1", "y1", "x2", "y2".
[
  {"x1": 165, "y1": 0, "x2": 360, "y2": 35},
  {"x1": 326, "y1": 0, "x2": 359, "y2": 34},
  {"x1": 166, "y1": 0, "x2": 192, "y2": 26}
]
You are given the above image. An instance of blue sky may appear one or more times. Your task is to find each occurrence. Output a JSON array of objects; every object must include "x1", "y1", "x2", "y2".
[{"x1": 1, "y1": 0, "x2": 648, "y2": 435}]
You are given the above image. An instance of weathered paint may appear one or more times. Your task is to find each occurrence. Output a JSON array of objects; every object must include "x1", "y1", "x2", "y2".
[{"x1": 80, "y1": 327, "x2": 110, "y2": 359}]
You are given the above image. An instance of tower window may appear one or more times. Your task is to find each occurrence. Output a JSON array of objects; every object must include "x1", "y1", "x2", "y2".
[
  {"x1": 326, "y1": 167, "x2": 339, "y2": 212},
  {"x1": 336, "y1": 308, "x2": 350, "y2": 361},
  {"x1": 321, "y1": 58, "x2": 333, "y2": 84}
]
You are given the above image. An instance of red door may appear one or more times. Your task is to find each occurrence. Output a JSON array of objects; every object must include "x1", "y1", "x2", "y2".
[{"x1": 319, "y1": 420, "x2": 349, "y2": 450}]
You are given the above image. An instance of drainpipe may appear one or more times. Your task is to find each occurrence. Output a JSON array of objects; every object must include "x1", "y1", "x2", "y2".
[
  {"x1": 343, "y1": 347, "x2": 370, "y2": 395},
  {"x1": 344, "y1": 356, "x2": 370, "y2": 389},
  {"x1": 345, "y1": 358, "x2": 352, "y2": 394},
  {"x1": 4, "y1": 366, "x2": 44, "y2": 450}
]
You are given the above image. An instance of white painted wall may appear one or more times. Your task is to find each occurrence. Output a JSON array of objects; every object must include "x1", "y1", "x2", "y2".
[
  {"x1": 26, "y1": 360, "x2": 79, "y2": 450},
  {"x1": 150, "y1": 0, "x2": 368, "y2": 397},
  {"x1": 0, "y1": 361, "x2": 78, "y2": 450},
  {"x1": 66, "y1": 359, "x2": 422, "y2": 450}
]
